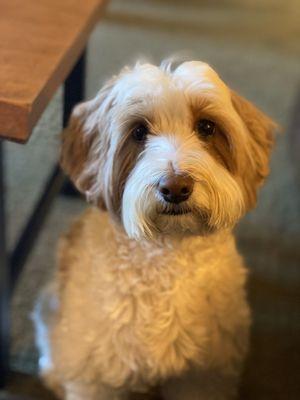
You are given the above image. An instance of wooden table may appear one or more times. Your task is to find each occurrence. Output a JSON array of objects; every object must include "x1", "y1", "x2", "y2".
[
  {"x1": 0, "y1": 0, "x2": 108, "y2": 390},
  {"x1": 0, "y1": 0, "x2": 107, "y2": 142}
]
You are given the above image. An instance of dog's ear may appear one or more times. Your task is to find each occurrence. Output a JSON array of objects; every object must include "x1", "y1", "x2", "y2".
[
  {"x1": 60, "y1": 98, "x2": 99, "y2": 193},
  {"x1": 60, "y1": 79, "x2": 116, "y2": 204},
  {"x1": 231, "y1": 91, "x2": 277, "y2": 209}
]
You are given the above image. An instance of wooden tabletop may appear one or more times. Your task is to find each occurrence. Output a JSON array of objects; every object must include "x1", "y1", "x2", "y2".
[{"x1": 0, "y1": 0, "x2": 107, "y2": 143}]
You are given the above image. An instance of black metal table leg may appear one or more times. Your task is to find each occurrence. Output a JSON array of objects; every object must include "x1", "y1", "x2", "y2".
[
  {"x1": 0, "y1": 48, "x2": 87, "y2": 387},
  {"x1": 0, "y1": 140, "x2": 9, "y2": 386},
  {"x1": 63, "y1": 49, "x2": 86, "y2": 128},
  {"x1": 60, "y1": 49, "x2": 86, "y2": 197}
]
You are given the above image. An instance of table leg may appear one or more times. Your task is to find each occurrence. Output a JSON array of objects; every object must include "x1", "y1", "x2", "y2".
[
  {"x1": 0, "y1": 139, "x2": 9, "y2": 387},
  {"x1": 63, "y1": 49, "x2": 86, "y2": 127},
  {"x1": 61, "y1": 49, "x2": 86, "y2": 196}
]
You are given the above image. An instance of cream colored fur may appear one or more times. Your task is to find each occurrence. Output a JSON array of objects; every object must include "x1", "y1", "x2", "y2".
[
  {"x1": 33, "y1": 59, "x2": 275, "y2": 400},
  {"x1": 34, "y1": 210, "x2": 249, "y2": 400}
]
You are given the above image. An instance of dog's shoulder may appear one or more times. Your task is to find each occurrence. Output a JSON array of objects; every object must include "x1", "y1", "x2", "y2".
[
  {"x1": 58, "y1": 207, "x2": 109, "y2": 248},
  {"x1": 56, "y1": 207, "x2": 112, "y2": 286}
]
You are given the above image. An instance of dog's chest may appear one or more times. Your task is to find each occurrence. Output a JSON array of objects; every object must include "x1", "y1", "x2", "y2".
[{"x1": 90, "y1": 237, "x2": 219, "y2": 387}]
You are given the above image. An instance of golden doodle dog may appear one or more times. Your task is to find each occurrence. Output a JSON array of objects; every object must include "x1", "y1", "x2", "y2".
[{"x1": 33, "y1": 60, "x2": 276, "y2": 400}]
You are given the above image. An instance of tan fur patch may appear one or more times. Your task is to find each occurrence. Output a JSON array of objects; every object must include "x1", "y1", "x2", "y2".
[
  {"x1": 60, "y1": 121, "x2": 96, "y2": 193},
  {"x1": 231, "y1": 91, "x2": 277, "y2": 209},
  {"x1": 204, "y1": 128, "x2": 237, "y2": 174}
]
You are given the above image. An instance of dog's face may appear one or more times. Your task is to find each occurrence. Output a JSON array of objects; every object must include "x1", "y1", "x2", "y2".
[{"x1": 61, "y1": 61, "x2": 275, "y2": 239}]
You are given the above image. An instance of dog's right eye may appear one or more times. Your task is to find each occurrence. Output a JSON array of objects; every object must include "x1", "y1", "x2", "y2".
[{"x1": 132, "y1": 124, "x2": 148, "y2": 143}]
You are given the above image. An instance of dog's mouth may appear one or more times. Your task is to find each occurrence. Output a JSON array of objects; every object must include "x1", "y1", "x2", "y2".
[{"x1": 158, "y1": 205, "x2": 192, "y2": 216}]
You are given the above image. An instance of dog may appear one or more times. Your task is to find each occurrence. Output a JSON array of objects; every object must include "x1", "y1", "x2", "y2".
[{"x1": 33, "y1": 60, "x2": 276, "y2": 400}]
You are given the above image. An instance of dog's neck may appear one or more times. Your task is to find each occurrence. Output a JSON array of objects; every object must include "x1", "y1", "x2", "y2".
[{"x1": 86, "y1": 209, "x2": 239, "y2": 278}]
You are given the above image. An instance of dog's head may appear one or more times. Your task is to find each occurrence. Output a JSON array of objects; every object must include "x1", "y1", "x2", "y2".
[{"x1": 61, "y1": 61, "x2": 276, "y2": 239}]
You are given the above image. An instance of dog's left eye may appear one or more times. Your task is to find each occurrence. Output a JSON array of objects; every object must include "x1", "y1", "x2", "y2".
[
  {"x1": 132, "y1": 124, "x2": 148, "y2": 143},
  {"x1": 196, "y1": 119, "x2": 216, "y2": 137}
]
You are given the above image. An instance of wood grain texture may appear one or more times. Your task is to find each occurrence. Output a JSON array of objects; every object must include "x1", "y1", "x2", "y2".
[{"x1": 0, "y1": 0, "x2": 108, "y2": 142}]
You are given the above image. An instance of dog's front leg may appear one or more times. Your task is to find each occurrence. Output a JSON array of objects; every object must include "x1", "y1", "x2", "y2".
[
  {"x1": 64, "y1": 381, "x2": 127, "y2": 400},
  {"x1": 161, "y1": 369, "x2": 239, "y2": 400},
  {"x1": 64, "y1": 382, "x2": 95, "y2": 400}
]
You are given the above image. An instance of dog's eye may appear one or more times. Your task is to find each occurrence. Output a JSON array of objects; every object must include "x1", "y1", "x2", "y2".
[
  {"x1": 196, "y1": 119, "x2": 216, "y2": 137},
  {"x1": 132, "y1": 123, "x2": 148, "y2": 143}
]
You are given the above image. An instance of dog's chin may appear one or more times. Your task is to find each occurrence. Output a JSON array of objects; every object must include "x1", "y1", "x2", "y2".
[{"x1": 151, "y1": 205, "x2": 214, "y2": 237}]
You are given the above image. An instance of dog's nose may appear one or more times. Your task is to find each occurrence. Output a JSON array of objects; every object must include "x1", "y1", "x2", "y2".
[{"x1": 158, "y1": 174, "x2": 194, "y2": 204}]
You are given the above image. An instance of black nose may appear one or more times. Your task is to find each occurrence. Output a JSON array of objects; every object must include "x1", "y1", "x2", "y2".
[{"x1": 158, "y1": 174, "x2": 194, "y2": 204}]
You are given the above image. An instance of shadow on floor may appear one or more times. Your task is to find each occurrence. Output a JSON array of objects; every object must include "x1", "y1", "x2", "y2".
[
  {"x1": 0, "y1": 372, "x2": 57, "y2": 400},
  {"x1": 0, "y1": 373, "x2": 164, "y2": 400}
]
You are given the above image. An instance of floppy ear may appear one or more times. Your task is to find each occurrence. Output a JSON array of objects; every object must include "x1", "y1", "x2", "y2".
[
  {"x1": 60, "y1": 98, "x2": 100, "y2": 193},
  {"x1": 60, "y1": 79, "x2": 116, "y2": 204},
  {"x1": 231, "y1": 91, "x2": 277, "y2": 209}
]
